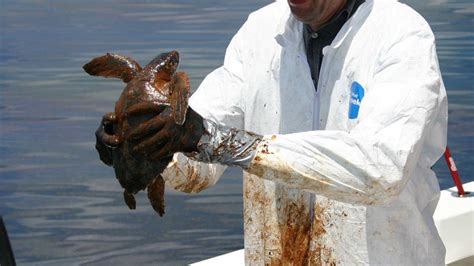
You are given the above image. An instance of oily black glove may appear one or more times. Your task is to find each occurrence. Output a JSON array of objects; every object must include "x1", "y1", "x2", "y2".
[{"x1": 127, "y1": 107, "x2": 204, "y2": 160}]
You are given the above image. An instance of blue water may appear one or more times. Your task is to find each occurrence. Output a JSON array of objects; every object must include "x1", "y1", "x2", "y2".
[{"x1": 0, "y1": 0, "x2": 472, "y2": 264}]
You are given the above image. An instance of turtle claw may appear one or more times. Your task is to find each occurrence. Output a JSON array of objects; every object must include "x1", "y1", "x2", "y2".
[
  {"x1": 147, "y1": 176, "x2": 166, "y2": 216},
  {"x1": 123, "y1": 190, "x2": 136, "y2": 210}
]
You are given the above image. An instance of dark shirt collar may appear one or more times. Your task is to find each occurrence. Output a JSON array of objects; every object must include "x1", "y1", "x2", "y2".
[
  {"x1": 318, "y1": 0, "x2": 357, "y2": 31},
  {"x1": 302, "y1": 0, "x2": 365, "y2": 89},
  {"x1": 304, "y1": 0, "x2": 361, "y2": 40}
]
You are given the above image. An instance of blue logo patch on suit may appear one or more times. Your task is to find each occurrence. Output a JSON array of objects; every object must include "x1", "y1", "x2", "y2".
[{"x1": 349, "y1": 81, "x2": 365, "y2": 119}]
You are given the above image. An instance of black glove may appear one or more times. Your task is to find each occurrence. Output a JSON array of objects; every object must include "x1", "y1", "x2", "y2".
[
  {"x1": 95, "y1": 112, "x2": 119, "y2": 166},
  {"x1": 127, "y1": 107, "x2": 204, "y2": 160}
]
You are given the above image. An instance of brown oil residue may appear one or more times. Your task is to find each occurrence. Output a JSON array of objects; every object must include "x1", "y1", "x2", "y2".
[
  {"x1": 171, "y1": 163, "x2": 210, "y2": 193},
  {"x1": 277, "y1": 201, "x2": 311, "y2": 265},
  {"x1": 261, "y1": 143, "x2": 271, "y2": 154},
  {"x1": 179, "y1": 165, "x2": 202, "y2": 193},
  {"x1": 261, "y1": 191, "x2": 338, "y2": 265},
  {"x1": 307, "y1": 203, "x2": 337, "y2": 266},
  {"x1": 245, "y1": 138, "x2": 340, "y2": 265},
  {"x1": 244, "y1": 174, "x2": 268, "y2": 265}
]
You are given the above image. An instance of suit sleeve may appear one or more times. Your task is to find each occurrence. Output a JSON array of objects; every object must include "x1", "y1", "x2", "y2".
[{"x1": 245, "y1": 20, "x2": 447, "y2": 204}]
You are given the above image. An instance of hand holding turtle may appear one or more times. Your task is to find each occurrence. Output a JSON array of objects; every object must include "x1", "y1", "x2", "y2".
[{"x1": 128, "y1": 106, "x2": 205, "y2": 160}]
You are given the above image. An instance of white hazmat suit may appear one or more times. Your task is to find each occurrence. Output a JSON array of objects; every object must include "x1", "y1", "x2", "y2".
[{"x1": 162, "y1": 0, "x2": 448, "y2": 264}]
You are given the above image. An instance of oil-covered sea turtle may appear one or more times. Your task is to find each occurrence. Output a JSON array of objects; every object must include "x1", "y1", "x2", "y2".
[{"x1": 83, "y1": 51, "x2": 191, "y2": 216}]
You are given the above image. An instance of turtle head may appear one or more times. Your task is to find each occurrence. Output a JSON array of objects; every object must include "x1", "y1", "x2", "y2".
[
  {"x1": 158, "y1": 50, "x2": 179, "y2": 75},
  {"x1": 144, "y1": 50, "x2": 180, "y2": 81}
]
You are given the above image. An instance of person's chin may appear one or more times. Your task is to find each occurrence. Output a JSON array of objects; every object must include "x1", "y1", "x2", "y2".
[
  {"x1": 288, "y1": 0, "x2": 313, "y2": 22},
  {"x1": 289, "y1": 7, "x2": 312, "y2": 23},
  {"x1": 288, "y1": 0, "x2": 312, "y2": 9}
]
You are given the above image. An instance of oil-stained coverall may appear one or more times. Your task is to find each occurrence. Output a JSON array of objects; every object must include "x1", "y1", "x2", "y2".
[{"x1": 162, "y1": 0, "x2": 448, "y2": 264}]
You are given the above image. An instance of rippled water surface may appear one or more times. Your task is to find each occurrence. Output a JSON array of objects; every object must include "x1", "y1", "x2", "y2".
[{"x1": 1, "y1": 0, "x2": 473, "y2": 264}]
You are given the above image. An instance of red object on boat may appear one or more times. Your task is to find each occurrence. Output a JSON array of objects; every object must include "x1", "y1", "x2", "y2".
[{"x1": 444, "y1": 146, "x2": 465, "y2": 197}]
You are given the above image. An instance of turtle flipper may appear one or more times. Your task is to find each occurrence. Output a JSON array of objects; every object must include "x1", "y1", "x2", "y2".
[
  {"x1": 83, "y1": 53, "x2": 142, "y2": 83},
  {"x1": 123, "y1": 190, "x2": 136, "y2": 210},
  {"x1": 147, "y1": 176, "x2": 166, "y2": 216},
  {"x1": 169, "y1": 72, "x2": 191, "y2": 125}
]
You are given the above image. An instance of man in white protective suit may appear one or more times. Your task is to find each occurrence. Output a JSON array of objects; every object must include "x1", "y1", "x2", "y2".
[{"x1": 97, "y1": 0, "x2": 448, "y2": 264}]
